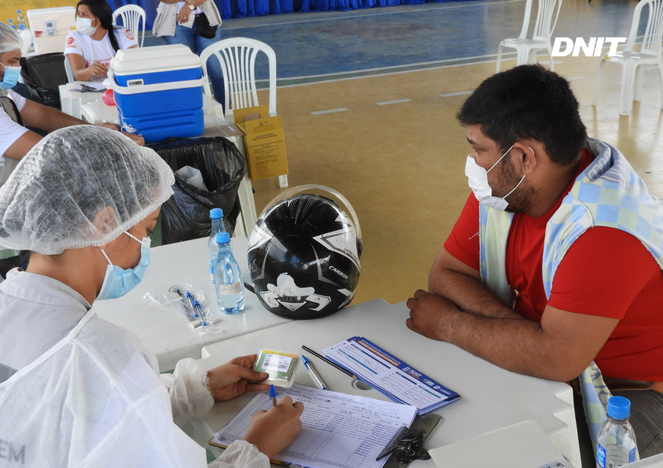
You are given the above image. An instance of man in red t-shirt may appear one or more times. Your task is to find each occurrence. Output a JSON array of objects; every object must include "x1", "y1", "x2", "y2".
[{"x1": 406, "y1": 65, "x2": 663, "y2": 462}]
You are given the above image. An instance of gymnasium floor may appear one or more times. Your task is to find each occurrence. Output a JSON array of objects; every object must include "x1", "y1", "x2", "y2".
[{"x1": 166, "y1": 0, "x2": 663, "y2": 306}]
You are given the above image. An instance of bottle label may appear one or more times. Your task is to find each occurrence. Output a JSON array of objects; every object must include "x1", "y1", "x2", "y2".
[
  {"x1": 629, "y1": 447, "x2": 636, "y2": 463},
  {"x1": 597, "y1": 444, "x2": 607, "y2": 468},
  {"x1": 218, "y1": 282, "x2": 241, "y2": 295}
]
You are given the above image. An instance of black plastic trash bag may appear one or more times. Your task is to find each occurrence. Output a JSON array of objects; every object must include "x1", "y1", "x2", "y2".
[
  {"x1": 148, "y1": 136, "x2": 246, "y2": 245},
  {"x1": 19, "y1": 53, "x2": 69, "y2": 109}
]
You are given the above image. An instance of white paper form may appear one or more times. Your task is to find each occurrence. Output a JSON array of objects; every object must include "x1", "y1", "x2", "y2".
[
  {"x1": 211, "y1": 383, "x2": 418, "y2": 468},
  {"x1": 322, "y1": 338, "x2": 459, "y2": 413}
]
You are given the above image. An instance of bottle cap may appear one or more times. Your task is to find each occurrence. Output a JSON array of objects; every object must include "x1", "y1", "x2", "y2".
[
  {"x1": 216, "y1": 232, "x2": 230, "y2": 244},
  {"x1": 607, "y1": 396, "x2": 631, "y2": 419},
  {"x1": 210, "y1": 208, "x2": 224, "y2": 219}
]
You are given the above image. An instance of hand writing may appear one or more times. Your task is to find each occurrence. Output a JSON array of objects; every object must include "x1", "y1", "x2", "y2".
[
  {"x1": 244, "y1": 396, "x2": 304, "y2": 459},
  {"x1": 406, "y1": 289, "x2": 460, "y2": 341}
]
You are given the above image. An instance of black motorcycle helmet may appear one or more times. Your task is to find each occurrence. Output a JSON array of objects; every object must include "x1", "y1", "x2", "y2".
[{"x1": 247, "y1": 185, "x2": 362, "y2": 319}]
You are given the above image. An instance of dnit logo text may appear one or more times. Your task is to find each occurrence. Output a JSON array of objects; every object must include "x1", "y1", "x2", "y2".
[{"x1": 551, "y1": 37, "x2": 627, "y2": 57}]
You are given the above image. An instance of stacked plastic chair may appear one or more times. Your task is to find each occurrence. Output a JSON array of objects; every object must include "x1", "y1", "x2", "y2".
[
  {"x1": 592, "y1": 0, "x2": 663, "y2": 116},
  {"x1": 495, "y1": 0, "x2": 563, "y2": 72}
]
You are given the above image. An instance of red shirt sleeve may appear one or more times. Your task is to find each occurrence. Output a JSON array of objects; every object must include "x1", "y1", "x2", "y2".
[
  {"x1": 548, "y1": 227, "x2": 661, "y2": 318},
  {"x1": 444, "y1": 193, "x2": 480, "y2": 271}
]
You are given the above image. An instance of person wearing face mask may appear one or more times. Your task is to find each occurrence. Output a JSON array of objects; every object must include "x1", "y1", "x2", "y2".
[
  {"x1": 65, "y1": 0, "x2": 138, "y2": 81},
  {"x1": 406, "y1": 65, "x2": 663, "y2": 464},
  {"x1": 0, "y1": 22, "x2": 144, "y2": 190},
  {"x1": 0, "y1": 126, "x2": 303, "y2": 468}
]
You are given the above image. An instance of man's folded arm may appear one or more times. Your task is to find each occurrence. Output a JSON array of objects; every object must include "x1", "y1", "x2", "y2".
[{"x1": 428, "y1": 246, "x2": 521, "y2": 320}]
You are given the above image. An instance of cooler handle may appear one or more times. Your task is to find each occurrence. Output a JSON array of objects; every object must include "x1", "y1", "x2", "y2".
[{"x1": 108, "y1": 69, "x2": 207, "y2": 95}]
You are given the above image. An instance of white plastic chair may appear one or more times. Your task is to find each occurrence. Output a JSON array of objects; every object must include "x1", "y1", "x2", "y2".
[
  {"x1": 592, "y1": 0, "x2": 663, "y2": 116},
  {"x1": 200, "y1": 38, "x2": 287, "y2": 234},
  {"x1": 112, "y1": 5, "x2": 146, "y2": 48},
  {"x1": 64, "y1": 56, "x2": 75, "y2": 83},
  {"x1": 496, "y1": 0, "x2": 563, "y2": 72},
  {"x1": 200, "y1": 38, "x2": 278, "y2": 124}
]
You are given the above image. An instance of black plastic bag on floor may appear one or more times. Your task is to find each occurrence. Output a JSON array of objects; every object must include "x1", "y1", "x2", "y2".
[
  {"x1": 19, "y1": 53, "x2": 68, "y2": 109},
  {"x1": 148, "y1": 137, "x2": 246, "y2": 245}
]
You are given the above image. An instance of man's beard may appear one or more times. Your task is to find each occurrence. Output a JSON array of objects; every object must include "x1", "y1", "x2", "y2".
[{"x1": 497, "y1": 157, "x2": 534, "y2": 213}]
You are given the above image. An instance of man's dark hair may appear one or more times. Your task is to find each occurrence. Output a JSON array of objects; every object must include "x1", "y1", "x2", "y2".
[{"x1": 457, "y1": 65, "x2": 587, "y2": 166}]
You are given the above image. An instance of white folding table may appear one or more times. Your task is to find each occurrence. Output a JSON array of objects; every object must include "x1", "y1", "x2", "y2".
[
  {"x1": 94, "y1": 237, "x2": 290, "y2": 372},
  {"x1": 193, "y1": 298, "x2": 582, "y2": 468},
  {"x1": 59, "y1": 82, "x2": 106, "y2": 120}
]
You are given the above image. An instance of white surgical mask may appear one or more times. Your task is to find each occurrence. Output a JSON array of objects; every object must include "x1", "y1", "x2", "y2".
[
  {"x1": 465, "y1": 144, "x2": 529, "y2": 212},
  {"x1": 76, "y1": 17, "x2": 97, "y2": 36}
]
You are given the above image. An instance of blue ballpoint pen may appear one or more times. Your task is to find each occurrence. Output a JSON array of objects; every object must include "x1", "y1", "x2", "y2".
[
  {"x1": 269, "y1": 385, "x2": 278, "y2": 407},
  {"x1": 302, "y1": 355, "x2": 327, "y2": 390}
]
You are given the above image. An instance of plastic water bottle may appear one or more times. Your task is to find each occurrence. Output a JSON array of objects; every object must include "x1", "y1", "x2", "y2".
[
  {"x1": 16, "y1": 10, "x2": 26, "y2": 28},
  {"x1": 596, "y1": 396, "x2": 639, "y2": 468},
  {"x1": 7, "y1": 19, "x2": 15, "y2": 30},
  {"x1": 207, "y1": 208, "x2": 226, "y2": 284},
  {"x1": 214, "y1": 232, "x2": 244, "y2": 315}
]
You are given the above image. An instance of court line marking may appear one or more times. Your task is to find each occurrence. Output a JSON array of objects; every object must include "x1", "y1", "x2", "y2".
[
  {"x1": 377, "y1": 99, "x2": 411, "y2": 105},
  {"x1": 567, "y1": 76, "x2": 586, "y2": 81},
  {"x1": 440, "y1": 91, "x2": 472, "y2": 97},
  {"x1": 261, "y1": 39, "x2": 636, "y2": 88},
  {"x1": 276, "y1": 56, "x2": 517, "y2": 89},
  {"x1": 259, "y1": 52, "x2": 517, "y2": 83},
  {"x1": 311, "y1": 108, "x2": 350, "y2": 114},
  {"x1": 222, "y1": 0, "x2": 526, "y2": 30}
]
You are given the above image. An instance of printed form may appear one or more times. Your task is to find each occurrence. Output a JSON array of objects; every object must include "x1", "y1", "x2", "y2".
[
  {"x1": 211, "y1": 384, "x2": 417, "y2": 468},
  {"x1": 322, "y1": 337, "x2": 459, "y2": 413}
]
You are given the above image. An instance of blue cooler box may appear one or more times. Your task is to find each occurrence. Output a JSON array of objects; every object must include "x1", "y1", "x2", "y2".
[{"x1": 109, "y1": 44, "x2": 206, "y2": 143}]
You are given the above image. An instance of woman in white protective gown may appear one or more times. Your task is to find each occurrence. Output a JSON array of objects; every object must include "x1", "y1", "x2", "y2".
[{"x1": 0, "y1": 126, "x2": 303, "y2": 468}]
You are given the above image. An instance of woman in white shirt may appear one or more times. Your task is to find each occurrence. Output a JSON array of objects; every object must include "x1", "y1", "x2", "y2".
[
  {"x1": 0, "y1": 126, "x2": 304, "y2": 468},
  {"x1": 65, "y1": 0, "x2": 138, "y2": 81}
]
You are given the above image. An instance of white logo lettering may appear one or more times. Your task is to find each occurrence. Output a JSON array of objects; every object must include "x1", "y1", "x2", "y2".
[
  {"x1": 329, "y1": 265, "x2": 348, "y2": 279},
  {"x1": 552, "y1": 37, "x2": 626, "y2": 57}
]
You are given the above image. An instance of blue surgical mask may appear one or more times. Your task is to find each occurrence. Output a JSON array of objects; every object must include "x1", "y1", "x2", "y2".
[
  {"x1": 0, "y1": 62, "x2": 21, "y2": 90},
  {"x1": 97, "y1": 231, "x2": 151, "y2": 301}
]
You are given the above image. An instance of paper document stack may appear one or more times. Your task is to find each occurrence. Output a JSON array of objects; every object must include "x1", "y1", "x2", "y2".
[
  {"x1": 322, "y1": 336, "x2": 460, "y2": 414},
  {"x1": 211, "y1": 383, "x2": 417, "y2": 468}
]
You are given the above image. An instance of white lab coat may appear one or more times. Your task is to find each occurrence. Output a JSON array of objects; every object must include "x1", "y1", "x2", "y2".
[{"x1": 0, "y1": 270, "x2": 269, "y2": 468}]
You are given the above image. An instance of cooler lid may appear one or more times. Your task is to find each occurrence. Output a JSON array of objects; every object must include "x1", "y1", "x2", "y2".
[
  {"x1": 110, "y1": 44, "x2": 201, "y2": 75},
  {"x1": 26, "y1": 6, "x2": 76, "y2": 17}
]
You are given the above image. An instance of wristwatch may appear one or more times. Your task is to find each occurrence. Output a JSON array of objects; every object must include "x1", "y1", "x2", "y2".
[{"x1": 187, "y1": 3, "x2": 195, "y2": 10}]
